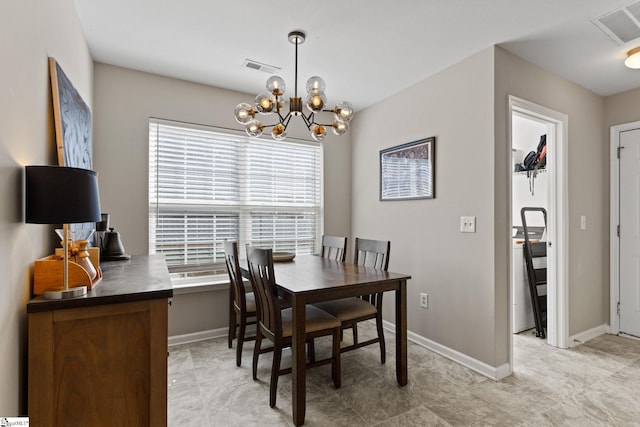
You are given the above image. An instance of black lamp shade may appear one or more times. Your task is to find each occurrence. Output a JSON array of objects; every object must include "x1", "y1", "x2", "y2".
[{"x1": 25, "y1": 166, "x2": 102, "y2": 224}]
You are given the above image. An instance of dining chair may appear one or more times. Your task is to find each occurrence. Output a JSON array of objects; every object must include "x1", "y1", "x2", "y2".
[
  {"x1": 313, "y1": 238, "x2": 390, "y2": 363},
  {"x1": 246, "y1": 246, "x2": 342, "y2": 408},
  {"x1": 320, "y1": 235, "x2": 347, "y2": 262},
  {"x1": 225, "y1": 240, "x2": 256, "y2": 367}
]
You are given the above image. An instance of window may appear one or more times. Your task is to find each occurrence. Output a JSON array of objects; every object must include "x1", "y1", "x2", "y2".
[{"x1": 149, "y1": 119, "x2": 322, "y2": 282}]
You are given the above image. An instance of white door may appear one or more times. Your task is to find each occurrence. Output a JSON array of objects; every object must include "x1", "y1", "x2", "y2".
[{"x1": 619, "y1": 127, "x2": 640, "y2": 337}]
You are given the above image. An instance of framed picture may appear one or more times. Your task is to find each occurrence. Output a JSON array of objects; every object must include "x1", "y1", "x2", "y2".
[
  {"x1": 380, "y1": 137, "x2": 435, "y2": 201},
  {"x1": 49, "y1": 58, "x2": 95, "y2": 235},
  {"x1": 49, "y1": 57, "x2": 92, "y2": 170}
]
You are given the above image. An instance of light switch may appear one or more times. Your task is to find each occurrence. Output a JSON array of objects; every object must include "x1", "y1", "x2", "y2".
[
  {"x1": 580, "y1": 215, "x2": 586, "y2": 230},
  {"x1": 460, "y1": 216, "x2": 476, "y2": 233}
]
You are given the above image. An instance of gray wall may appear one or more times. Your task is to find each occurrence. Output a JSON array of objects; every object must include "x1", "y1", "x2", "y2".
[
  {"x1": 0, "y1": 0, "x2": 93, "y2": 414},
  {"x1": 92, "y1": 63, "x2": 352, "y2": 336},
  {"x1": 351, "y1": 48, "x2": 499, "y2": 365},
  {"x1": 605, "y1": 87, "x2": 640, "y2": 128},
  {"x1": 350, "y1": 45, "x2": 613, "y2": 370},
  {"x1": 495, "y1": 47, "x2": 608, "y2": 342}
]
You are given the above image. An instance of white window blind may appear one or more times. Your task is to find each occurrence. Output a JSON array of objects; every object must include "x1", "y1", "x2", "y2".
[{"x1": 149, "y1": 119, "x2": 322, "y2": 274}]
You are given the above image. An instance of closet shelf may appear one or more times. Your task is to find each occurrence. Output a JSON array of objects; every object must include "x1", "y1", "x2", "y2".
[{"x1": 514, "y1": 168, "x2": 547, "y2": 175}]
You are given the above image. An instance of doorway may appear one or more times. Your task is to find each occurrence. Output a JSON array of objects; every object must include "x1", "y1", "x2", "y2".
[
  {"x1": 508, "y1": 96, "x2": 569, "y2": 370},
  {"x1": 610, "y1": 121, "x2": 640, "y2": 338}
]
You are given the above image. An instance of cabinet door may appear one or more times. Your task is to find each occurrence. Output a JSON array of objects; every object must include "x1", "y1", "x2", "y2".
[{"x1": 29, "y1": 299, "x2": 168, "y2": 426}]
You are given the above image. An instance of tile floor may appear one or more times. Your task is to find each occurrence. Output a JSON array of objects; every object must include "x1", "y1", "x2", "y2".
[{"x1": 168, "y1": 324, "x2": 640, "y2": 426}]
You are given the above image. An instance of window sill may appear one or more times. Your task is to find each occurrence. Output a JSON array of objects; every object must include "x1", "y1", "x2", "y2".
[{"x1": 171, "y1": 278, "x2": 230, "y2": 295}]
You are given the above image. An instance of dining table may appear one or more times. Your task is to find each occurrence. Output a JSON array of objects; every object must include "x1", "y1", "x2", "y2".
[{"x1": 266, "y1": 255, "x2": 412, "y2": 426}]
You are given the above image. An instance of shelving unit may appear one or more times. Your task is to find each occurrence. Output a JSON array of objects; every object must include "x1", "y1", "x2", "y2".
[
  {"x1": 520, "y1": 208, "x2": 548, "y2": 339},
  {"x1": 513, "y1": 168, "x2": 547, "y2": 176}
]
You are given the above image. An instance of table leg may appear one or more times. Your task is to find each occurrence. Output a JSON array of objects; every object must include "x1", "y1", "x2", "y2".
[
  {"x1": 395, "y1": 279, "x2": 408, "y2": 386},
  {"x1": 291, "y1": 295, "x2": 306, "y2": 426}
]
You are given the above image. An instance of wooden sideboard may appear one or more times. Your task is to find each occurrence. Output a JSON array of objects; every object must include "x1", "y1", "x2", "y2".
[{"x1": 27, "y1": 254, "x2": 173, "y2": 427}]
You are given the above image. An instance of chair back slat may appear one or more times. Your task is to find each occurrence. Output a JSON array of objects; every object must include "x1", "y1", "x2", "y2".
[
  {"x1": 354, "y1": 238, "x2": 390, "y2": 271},
  {"x1": 321, "y1": 235, "x2": 347, "y2": 262},
  {"x1": 246, "y1": 246, "x2": 281, "y2": 336},
  {"x1": 224, "y1": 241, "x2": 246, "y2": 311}
]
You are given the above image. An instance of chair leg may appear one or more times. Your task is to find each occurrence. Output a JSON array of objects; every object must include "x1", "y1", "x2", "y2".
[
  {"x1": 308, "y1": 339, "x2": 316, "y2": 363},
  {"x1": 332, "y1": 327, "x2": 341, "y2": 388},
  {"x1": 270, "y1": 343, "x2": 282, "y2": 408},
  {"x1": 253, "y1": 329, "x2": 262, "y2": 381},
  {"x1": 236, "y1": 314, "x2": 246, "y2": 367},
  {"x1": 228, "y1": 307, "x2": 236, "y2": 349},
  {"x1": 352, "y1": 324, "x2": 358, "y2": 344},
  {"x1": 376, "y1": 315, "x2": 386, "y2": 364}
]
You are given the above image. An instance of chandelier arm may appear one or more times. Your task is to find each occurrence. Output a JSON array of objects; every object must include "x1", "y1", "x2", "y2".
[
  {"x1": 282, "y1": 110, "x2": 293, "y2": 122},
  {"x1": 300, "y1": 112, "x2": 314, "y2": 130},
  {"x1": 276, "y1": 107, "x2": 289, "y2": 123},
  {"x1": 282, "y1": 114, "x2": 293, "y2": 131},
  {"x1": 256, "y1": 117, "x2": 293, "y2": 130}
]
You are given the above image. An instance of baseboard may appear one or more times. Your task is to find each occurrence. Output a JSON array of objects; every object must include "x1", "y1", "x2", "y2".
[
  {"x1": 381, "y1": 320, "x2": 510, "y2": 381},
  {"x1": 619, "y1": 332, "x2": 640, "y2": 341},
  {"x1": 569, "y1": 323, "x2": 610, "y2": 347},
  {"x1": 168, "y1": 327, "x2": 227, "y2": 346}
]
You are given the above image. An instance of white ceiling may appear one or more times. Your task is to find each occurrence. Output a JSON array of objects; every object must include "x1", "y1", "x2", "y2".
[{"x1": 74, "y1": 0, "x2": 640, "y2": 111}]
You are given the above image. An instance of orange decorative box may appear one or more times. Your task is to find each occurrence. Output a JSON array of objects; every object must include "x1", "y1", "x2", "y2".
[{"x1": 34, "y1": 248, "x2": 102, "y2": 295}]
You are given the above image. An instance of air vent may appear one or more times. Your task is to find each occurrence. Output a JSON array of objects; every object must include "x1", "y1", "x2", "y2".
[
  {"x1": 593, "y1": 2, "x2": 640, "y2": 45},
  {"x1": 242, "y1": 59, "x2": 280, "y2": 74}
]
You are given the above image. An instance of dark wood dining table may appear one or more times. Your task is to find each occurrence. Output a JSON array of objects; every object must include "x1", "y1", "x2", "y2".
[{"x1": 268, "y1": 255, "x2": 411, "y2": 426}]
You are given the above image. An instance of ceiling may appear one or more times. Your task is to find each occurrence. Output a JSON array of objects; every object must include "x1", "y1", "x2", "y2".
[{"x1": 74, "y1": 0, "x2": 640, "y2": 112}]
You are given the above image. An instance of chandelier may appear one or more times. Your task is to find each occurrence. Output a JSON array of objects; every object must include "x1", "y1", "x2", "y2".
[{"x1": 234, "y1": 31, "x2": 354, "y2": 141}]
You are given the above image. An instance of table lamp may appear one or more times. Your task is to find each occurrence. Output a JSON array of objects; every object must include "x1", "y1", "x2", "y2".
[{"x1": 25, "y1": 165, "x2": 102, "y2": 299}]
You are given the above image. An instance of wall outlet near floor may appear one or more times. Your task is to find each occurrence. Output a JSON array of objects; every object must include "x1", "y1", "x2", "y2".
[
  {"x1": 420, "y1": 293, "x2": 429, "y2": 309},
  {"x1": 460, "y1": 216, "x2": 476, "y2": 233}
]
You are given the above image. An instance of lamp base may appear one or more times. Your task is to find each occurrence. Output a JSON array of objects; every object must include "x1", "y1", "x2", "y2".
[{"x1": 43, "y1": 285, "x2": 88, "y2": 300}]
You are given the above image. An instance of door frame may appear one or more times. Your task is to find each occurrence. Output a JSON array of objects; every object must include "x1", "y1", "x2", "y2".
[
  {"x1": 609, "y1": 121, "x2": 640, "y2": 334},
  {"x1": 508, "y1": 96, "x2": 569, "y2": 352}
]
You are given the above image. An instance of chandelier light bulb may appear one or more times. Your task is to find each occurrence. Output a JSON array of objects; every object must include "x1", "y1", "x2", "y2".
[
  {"x1": 234, "y1": 103, "x2": 255, "y2": 124},
  {"x1": 245, "y1": 119, "x2": 264, "y2": 137},
  {"x1": 311, "y1": 125, "x2": 326, "y2": 141},
  {"x1": 334, "y1": 101, "x2": 354, "y2": 122},
  {"x1": 255, "y1": 92, "x2": 275, "y2": 114},
  {"x1": 306, "y1": 76, "x2": 326, "y2": 94},
  {"x1": 332, "y1": 119, "x2": 349, "y2": 136},
  {"x1": 305, "y1": 91, "x2": 327, "y2": 112},
  {"x1": 272, "y1": 123, "x2": 287, "y2": 140},
  {"x1": 266, "y1": 76, "x2": 286, "y2": 95}
]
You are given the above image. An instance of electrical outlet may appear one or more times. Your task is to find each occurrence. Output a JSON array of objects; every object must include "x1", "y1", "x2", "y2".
[
  {"x1": 420, "y1": 293, "x2": 428, "y2": 309},
  {"x1": 460, "y1": 216, "x2": 476, "y2": 233}
]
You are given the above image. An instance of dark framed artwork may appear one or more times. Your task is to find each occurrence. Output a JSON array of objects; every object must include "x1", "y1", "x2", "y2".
[
  {"x1": 49, "y1": 57, "x2": 94, "y2": 236},
  {"x1": 380, "y1": 137, "x2": 435, "y2": 201},
  {"x1": 49, "y1": 57, "x2": 92, "y2": 169}
]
